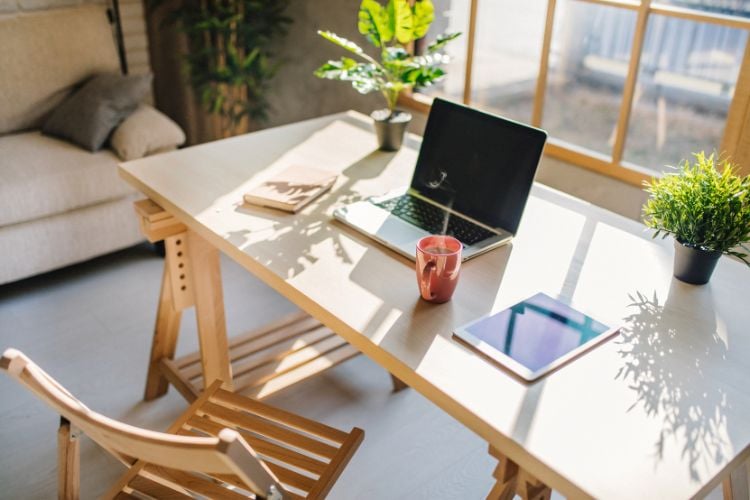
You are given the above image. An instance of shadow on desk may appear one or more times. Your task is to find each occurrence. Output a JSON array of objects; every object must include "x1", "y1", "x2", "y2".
[
  {"x1": 348, "y1": 242, "x2": 513, "y2": 377},
  {"x1": 229, "y1": 148, "x2": 399, "y2": 277},
  {"x1": 616, "y1": 282, "x2": 732, "y2": 483}
]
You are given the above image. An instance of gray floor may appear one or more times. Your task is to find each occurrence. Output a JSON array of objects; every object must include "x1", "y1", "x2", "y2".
[{"x1": 0, "y1": 244, "x2": 504, "y2": 499}]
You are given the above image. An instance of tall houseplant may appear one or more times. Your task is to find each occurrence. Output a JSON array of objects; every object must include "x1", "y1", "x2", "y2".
[
  {"x1": 315, "y1": 0, "x2": 459, "y2": 151},
  {"x1": 151, "y1": 0, "x2": 291, "y2": 138},
  {"x1": 643, "y1": 152, "x2": 750, "y2": 284}
]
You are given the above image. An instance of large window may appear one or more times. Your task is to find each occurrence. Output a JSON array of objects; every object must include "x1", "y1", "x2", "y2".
[{"x1": 407, "y1": 0, "x2": 750, "y2": 185}]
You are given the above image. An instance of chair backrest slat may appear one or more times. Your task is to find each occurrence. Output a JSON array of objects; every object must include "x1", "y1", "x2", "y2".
[{"x1": 0, "y1": 349, "x2": 280, "y2": 497}]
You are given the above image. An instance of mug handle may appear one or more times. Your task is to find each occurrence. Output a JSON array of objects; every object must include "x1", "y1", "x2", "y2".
[{"x1": 420, "y1": 260, "x2": 437, "y2": 300}]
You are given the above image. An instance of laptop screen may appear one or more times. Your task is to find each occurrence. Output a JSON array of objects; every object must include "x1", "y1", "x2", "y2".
[{"x1": 410, "y1": 98, "x2": 547, "y2": 234}]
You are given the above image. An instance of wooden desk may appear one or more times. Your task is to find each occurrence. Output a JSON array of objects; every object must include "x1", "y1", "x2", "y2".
[{"x1": 120, "y1": 111, "x2": 750, "y2": 499}]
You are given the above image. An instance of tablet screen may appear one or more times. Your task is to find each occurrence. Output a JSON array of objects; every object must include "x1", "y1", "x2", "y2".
[{"x1": 455, "y1": 293, "x2": 615, "y2": 379}]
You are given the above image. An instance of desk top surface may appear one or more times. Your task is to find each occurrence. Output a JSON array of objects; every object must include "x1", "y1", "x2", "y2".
[{"x1": 120, "y1": 111, "x2": 750, "y2": 499}]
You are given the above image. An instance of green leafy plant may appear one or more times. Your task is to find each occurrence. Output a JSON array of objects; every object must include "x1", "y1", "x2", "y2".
[
  {"x1": 643, "y1": 152, "x2": 750, "y2": 265},
  {"x1": 314, "y1": 0, "x2": 460, "y2": 114},
  {"x1": 150, "y1": 0, "x2": 292, "y2": 137}
]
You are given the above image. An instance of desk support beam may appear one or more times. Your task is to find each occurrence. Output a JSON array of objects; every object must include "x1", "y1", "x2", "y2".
[
  {"x1": 390, "y1": 374, "x2": 409, "y2": 392},
  {"x1": 135, "y1": 199, "x2": 361, "y2": 402},
  {"x1": 186, "y1": 230, "x2": 233, "y2": 391},
  {"x1": 144, "y1": 252, "x2": 183, "y2": 400},
  {"x1": 136, "y1": 197, "x2": 232, "y2": 398},
  {"x1": 487, "y1": 446, "x2": 551, "y2": 500},
  {"x1": 723, "y1": 463, "x2": 750, "y2": 500}
]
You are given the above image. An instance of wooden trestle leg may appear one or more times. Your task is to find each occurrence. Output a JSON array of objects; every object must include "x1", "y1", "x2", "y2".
[
  {"x1": 723, "y1": 462, "x2": 750, "y2": 500},
  {"x1": 186, "y1": 229, "x2": 233, "y2": 391},
  {"x1": 140, "y1": 206, "x2": 233, "y2": 398},
  {"x1": 143, "y1": 261, "x2": 182, "y2": 400},
  {"x1": 486, "y1": 445, "x2": 551, "y2": 500},
  {"x1": 390, "y1": 374, "x2": 409, "y2": 392},
  {"x1": 133, "y1": 198, "x2": 360, "y2": 403}
]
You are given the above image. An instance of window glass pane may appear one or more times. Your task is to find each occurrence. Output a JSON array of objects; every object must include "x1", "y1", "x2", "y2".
[
  {"x1": 418, "y1": 0, "x2": 470, "y2": 102},
  {"x1": 652, "y1": 1, "x2": 750, "y2": 18},
  {"x1": 622, "y1": 15, "x2": 747, "y2": 171},
  {"x1": 468, "y1": 1, "x2": 546, "y2": 124},
  {"x1": 542, "y1": 2, "x2": 637, "y2": 157}
]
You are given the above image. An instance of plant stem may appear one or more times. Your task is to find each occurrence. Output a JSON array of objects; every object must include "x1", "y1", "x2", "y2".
[{"x1": 383, "y1": 87, "x2": 399, "y2": 117}]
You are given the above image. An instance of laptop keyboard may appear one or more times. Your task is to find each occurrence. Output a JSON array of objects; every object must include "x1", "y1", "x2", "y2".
[{"x1": 373, "y1": 194, "x2": 497, "y2": 245}]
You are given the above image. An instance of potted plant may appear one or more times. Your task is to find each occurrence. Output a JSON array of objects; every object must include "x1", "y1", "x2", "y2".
[
  {"x1": 148, "y1": 0, "x2": 292, "y2": 138},
  {"x1": 643, "y1": 152, "x2": 750, "y2": 285},
  {"x1": 314, "y1": 0, "x2": 460, "y2": 151}
]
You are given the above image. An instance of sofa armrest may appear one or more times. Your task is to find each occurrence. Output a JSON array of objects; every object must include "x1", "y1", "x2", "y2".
[{"x1": 110, "y1": 105, "x2": 185, "y2": 161}]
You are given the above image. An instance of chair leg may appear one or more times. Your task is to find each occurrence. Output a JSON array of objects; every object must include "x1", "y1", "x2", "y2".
[{"x1": 58, "y1": 417, "x2": 80, "y2": 500}]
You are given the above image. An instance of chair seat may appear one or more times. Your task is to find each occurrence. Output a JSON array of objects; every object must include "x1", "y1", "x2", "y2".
[{"x1": 113, "y1": 385, "x2": 364, "y2": 499}]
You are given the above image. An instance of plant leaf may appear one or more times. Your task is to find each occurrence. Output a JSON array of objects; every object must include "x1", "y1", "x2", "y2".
[
  {"x1": 318, "y1": 30, "x2": 365, "y2": 55},
  {"x1": 427, "y1": 32, "x2": 461, "y2": 53},
  {"x1": 642, "y1": 150, "x2": 750, "y2": 256},
  {"x1": 412, "y1": 0, "x2": 435, "y2": 39},
  {"x1": 388, "y1": 0, "x2": 414, "y2": 44},
  {"x1": 401, "y1": 64, "x2": 445, "y2": 87},
  {"x1": 358, "y1": 0, "x2": 392, "y2": 47},
  {"x1": 243, "y1": 47, "x2": 261, "y2": 67},
  {"x1": 314, "y1": 58, "x2": 384, "y2": 95},
  {"x1": 383, "y1": 46, "x2": 410, "y2": 62},
  {"x1": 353, "y1": 78, "x2": 380, "y2": 94},
  {"x1": 314, "y1": 57, "x2": 359, "y2": 79}
]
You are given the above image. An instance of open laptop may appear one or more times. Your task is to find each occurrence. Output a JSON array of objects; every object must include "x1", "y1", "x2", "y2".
[{"x1": 334, "y1": 98, "x2": 547, "y2": 261}]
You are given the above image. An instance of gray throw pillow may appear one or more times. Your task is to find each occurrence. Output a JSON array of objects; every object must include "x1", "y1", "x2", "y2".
[{"x1": 42, "y1": 73, "x2": 153, "y2": 152}]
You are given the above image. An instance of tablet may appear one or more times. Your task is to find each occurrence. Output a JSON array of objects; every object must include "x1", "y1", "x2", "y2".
[{"x1": 453, "y1": 292, "x2": 619, "y2": 382}]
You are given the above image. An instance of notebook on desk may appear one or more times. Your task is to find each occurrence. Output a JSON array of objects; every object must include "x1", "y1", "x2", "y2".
[
  {"x1": 334, "y1": 98, "x2": 547, "y2": 261},
  {"x1": 244, "y1": 165, "x2": 337, "y2": 213}
]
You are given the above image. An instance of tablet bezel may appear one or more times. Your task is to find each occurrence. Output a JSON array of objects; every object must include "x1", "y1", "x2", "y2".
[{"x1": 453, "y1": 293, "x2": 620, "y2": 383}]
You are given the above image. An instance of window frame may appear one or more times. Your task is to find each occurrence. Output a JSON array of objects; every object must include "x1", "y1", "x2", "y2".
[{"x1": 401, "y1": 0, "x2": 750, "y2": 184}]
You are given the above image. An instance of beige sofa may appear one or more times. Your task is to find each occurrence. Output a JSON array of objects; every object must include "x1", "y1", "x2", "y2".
[{"x1": 0, "y1": 6, "x2": 169, "y2": 285}]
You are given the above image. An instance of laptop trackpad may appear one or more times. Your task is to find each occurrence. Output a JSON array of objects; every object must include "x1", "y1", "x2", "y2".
[{"x1": 336, "y1": 201, "x2": 427, "y2": 246}]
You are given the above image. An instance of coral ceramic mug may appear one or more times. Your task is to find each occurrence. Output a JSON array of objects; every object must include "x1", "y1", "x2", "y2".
[{"x1": 416, "y1": 235, "x2": 462, "y2": 303}]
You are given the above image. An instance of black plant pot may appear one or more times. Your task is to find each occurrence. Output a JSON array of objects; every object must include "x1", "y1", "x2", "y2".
[
  {"x1": 673, "y1": 240, "x2": 721, "y2": 285},
  {"x1": 371, "y1": 109, "x2": 412, "y2": 151}
]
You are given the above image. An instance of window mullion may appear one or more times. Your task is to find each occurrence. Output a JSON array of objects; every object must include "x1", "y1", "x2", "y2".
[
  {"x1": 463, "y1": 0, "x2": 480, "y2": 105},
  {"x1": 612, "y1": 0, "x2": 652, "y2": 165},
  {"x1": 721, "y1": 37, "x2": 750, "y2": 176},
  {"x1": 576, "y1": 0, "x2": 639, "y2": 10},
  {"x1": 532, "y1": 0, "x2": 557, "y2": 128}
]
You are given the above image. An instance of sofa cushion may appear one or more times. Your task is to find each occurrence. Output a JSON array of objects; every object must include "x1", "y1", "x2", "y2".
[
  {"x1": 43, "y1": 73, "x2": 153, "y2": 151},
  {"x1": 110, "y1": 105, "x2": 186, "y2": 161},
  {"x1": 0, "y1": 132, "x2": 136, "y2": 227},
  {"x1": 0, "y1": 5, "x2": 120, "y2": 135}
]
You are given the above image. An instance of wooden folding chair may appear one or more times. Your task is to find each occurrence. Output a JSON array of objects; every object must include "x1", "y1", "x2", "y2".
[{"x1": 1, "y1": 348, "x2": 364, "y2": 499}]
